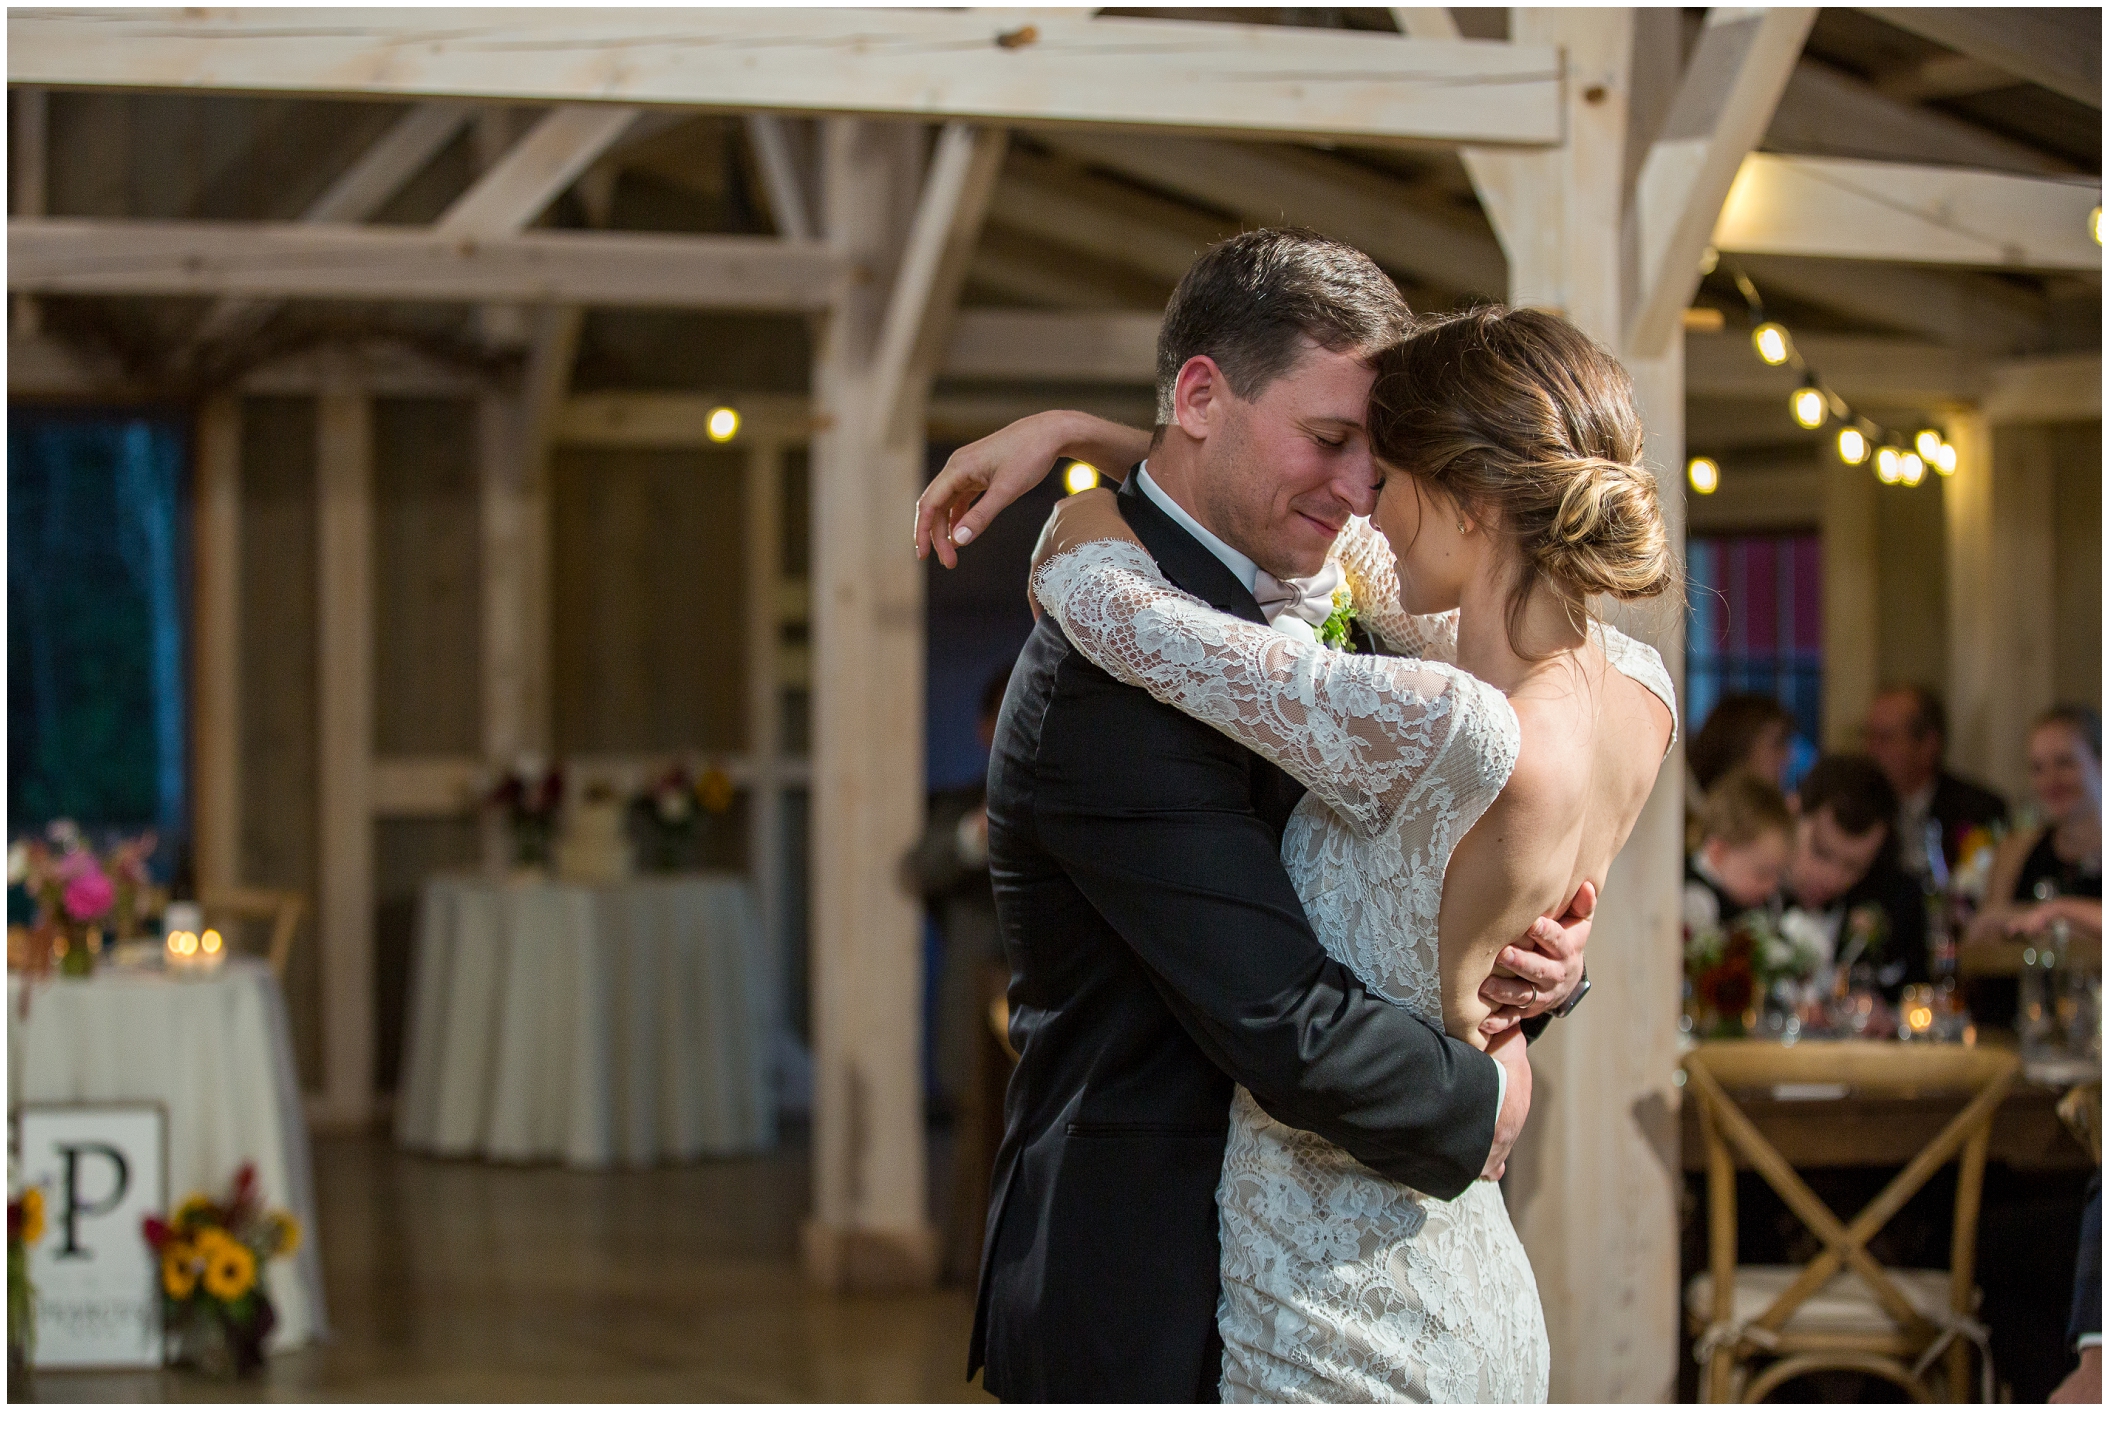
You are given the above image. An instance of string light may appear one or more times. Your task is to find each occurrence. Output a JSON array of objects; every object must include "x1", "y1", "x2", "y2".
[
  {"x1": 1063, "y1": 461, "x2": 1100, "y2": 494},
  {"x1": 706, "y1": 407, "x2": 741, "y2": 443},
  {"x1": 1687, "y1": 456, "x2": 1720, "y2": 495},
  {"x1": 1752, "y1": 322, "x2": 1791, "y2": 367},
  {"x1": 2093, "y1": 206, "x2": 2103, "y2": 245},
  {"x1": 1723, "y1": 258, "x2": 1962, "y2": 488}
]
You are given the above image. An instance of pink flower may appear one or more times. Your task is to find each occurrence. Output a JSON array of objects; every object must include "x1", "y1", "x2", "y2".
[{"x1": 62, "y1": 866, "x2": 115, "y2": 922}]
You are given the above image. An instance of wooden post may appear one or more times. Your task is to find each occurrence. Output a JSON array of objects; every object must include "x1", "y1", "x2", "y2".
[
  {"x1": 316, "y1": 384, "x2": 376, "y2": 1126},
  {"x1": 11, "y1": 86, "x2": 46, "y2": 336},
  {"x1": 1942, "y1": 408, "x2": 2052, "y2": 803},
  {"x1": 803, "y1": 118, "x2": 939, "y2": 1290},
  {"x1": 1822, "y1": 444, "x2": 1883, "y2": 749},
  {"x1": 192, "y1": 393, "x2": 243, "y2": 895},
  {"x1": 745, "y1": 441, "x2": 786, "y2": 1014}
]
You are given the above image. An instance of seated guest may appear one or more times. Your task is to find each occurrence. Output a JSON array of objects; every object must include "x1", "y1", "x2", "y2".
[
  {"x1": 1969, "y1": 704, "x2": 2103, "y2": 943},
  {"x1": 1687, "y1": 692, "x2": 1795, "y2": 851},
  {"x1": 1785, "y1": 755, "x2": 1928, "y2": 993},
  {"x1": 1684, "y1": 772, "x2": 1794, "y2": 933},
  {"x1": 1862, "y1": 684, "x2": 2008, "y2": 880},
  {"x1": 2050, "y1": 1171, "x2": 2101, "y2": 1404}
]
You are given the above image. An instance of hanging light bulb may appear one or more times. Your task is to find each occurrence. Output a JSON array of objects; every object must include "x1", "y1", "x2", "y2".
[
  {"x1": 1838, "y1": 428, "x2": 1870, "y2": 466},
  {"x1": 1687, "y1": 456, "x2": 1720, "y2": 496},
  {"x1": 1915, "y1": 429, "x2": 1944, "y2": 463},
  {"x1": 1899, "y1": 452, "x2": 1926, "y2": 486},
  {"x1": 1751, "y1": 322, "x2": 1791, "y2": 366},
  {"x1": 2093, "y1": 206, "x2": 2103, "y2": 245},
  {"x1": 706, "y1": 406, "x2": 741, "y2": 443},
  {"x1": 1063, "y1": 461, "x2": 1100, "y2": 494},
  {"x1": 1933, "y1": 442, "x2": 1958, "y2": 477},
  {"x1": 1875, "y1": 447, "x2": 1903, "y2": 484},
  {"x1": 1791, "y1": 387, "x2": 1827, "y2": 429}
]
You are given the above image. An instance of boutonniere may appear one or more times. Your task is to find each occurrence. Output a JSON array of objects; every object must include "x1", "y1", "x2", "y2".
[{"x1": 1318, "y1": 584, "x2": 1358, "y2": 653}]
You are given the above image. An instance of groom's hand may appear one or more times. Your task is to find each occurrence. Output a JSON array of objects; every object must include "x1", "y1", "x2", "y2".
[
  {"x1": 1481, "y1": 1024, "x2": 1532, "y2": 1181},
  {"x1": 1476, "y1": 880, "x2": 1594, "y2": 1039}
]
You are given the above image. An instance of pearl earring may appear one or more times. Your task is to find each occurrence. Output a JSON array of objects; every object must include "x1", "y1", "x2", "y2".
[{"x1": 1457, "y1": 519, "x2": 1469, "y2": 535}]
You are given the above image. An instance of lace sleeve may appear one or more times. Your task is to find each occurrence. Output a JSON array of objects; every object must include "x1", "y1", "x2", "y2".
[
  {"x1": 1591, "y1": 621, "x2": 1681, "y2": 753},
  {"x1": 1332, "y1": 515, "x2": 1459, "y2": 661},
  {"x1": 1033, "y1": 539, "x2": 1496, "y2": 835}
]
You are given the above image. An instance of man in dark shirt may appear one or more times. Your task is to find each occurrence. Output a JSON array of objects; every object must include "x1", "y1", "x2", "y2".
[
  {"x1": 1862, "y1": 685, "x2": 2008, "y2": 881},
  {"x1": 1786, "y1": 755, "x2": 1928, "y2": 993}
]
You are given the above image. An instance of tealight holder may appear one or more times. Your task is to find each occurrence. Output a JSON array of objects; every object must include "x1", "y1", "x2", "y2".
[{"x1": 163, "y1": 902, "x2": 226, "y2": 973}]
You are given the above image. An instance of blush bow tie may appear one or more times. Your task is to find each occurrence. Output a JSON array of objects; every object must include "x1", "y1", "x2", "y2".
[{"x1": 1252, "y1": 560, "x2": 1344, "y2": 644}]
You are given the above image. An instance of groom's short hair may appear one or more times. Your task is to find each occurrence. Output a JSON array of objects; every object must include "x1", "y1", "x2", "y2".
[{"x1": 1155, "y1": 227, "x2": 1409, "y2": 426}]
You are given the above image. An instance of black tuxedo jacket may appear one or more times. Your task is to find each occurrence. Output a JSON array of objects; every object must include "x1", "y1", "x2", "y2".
[
  {"x1": 968, "y1": 475, "x2": 1501, "y2": 1403},
  {"x1": 1928, "y1": 771, "x2": 2009, "y2": 872}
]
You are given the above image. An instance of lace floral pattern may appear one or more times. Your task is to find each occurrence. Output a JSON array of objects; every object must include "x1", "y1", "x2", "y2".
[{"x1": 1032, "y1": 534, "x2": 1676, "y2": 1405}]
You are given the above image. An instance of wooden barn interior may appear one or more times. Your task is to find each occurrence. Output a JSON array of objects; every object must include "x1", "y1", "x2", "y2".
[{"x1": 6, "y1": 6, "x2": 2101, "y2": 1405}]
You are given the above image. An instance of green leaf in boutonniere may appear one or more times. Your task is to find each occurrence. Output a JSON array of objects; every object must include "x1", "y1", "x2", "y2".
[{"x1": 1318, "y1": 585, "x2": 1358, "y2": 653}]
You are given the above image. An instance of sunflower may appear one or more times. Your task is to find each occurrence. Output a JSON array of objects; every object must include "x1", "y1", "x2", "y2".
[
  {"x1": 15, "y1": 1187, "x2": 44, "y2": 1245},
  {"x1": 174, "y1": 1193, "x2": 216, "y2": 1229},
  {"x1": 162, "y1": 1243, "x2": 200, "y2": 1301},
  {"x1": 267, "y1": 1209, "x2": 302, "y2": 1258},
  {"x1": 202, "y1": 1239, "x2": 257, "y2": 1302}
]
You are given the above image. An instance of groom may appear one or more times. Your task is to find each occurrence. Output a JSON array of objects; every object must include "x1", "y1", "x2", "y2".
[{"x1": 968, "y1": 229, "x2": 1590, "y2": 1403}]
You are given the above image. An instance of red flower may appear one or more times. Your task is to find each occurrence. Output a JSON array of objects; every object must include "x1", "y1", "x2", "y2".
[
  {"x1": 62, "y1": 865, "x2": 115, "y2": 922},
  {"x1": 143, "y1": 1216, "x2": 172, "y2": 1250}
]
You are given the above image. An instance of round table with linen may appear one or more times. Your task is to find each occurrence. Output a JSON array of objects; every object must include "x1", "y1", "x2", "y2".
[{"x1": 395, "y1": 873, "x2": 776, "y2": 1168}]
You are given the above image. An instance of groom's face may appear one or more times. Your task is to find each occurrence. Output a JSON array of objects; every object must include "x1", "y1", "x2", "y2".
[{"x1": 1183, "y1": 341, "x2": 1380, "y2": 580}]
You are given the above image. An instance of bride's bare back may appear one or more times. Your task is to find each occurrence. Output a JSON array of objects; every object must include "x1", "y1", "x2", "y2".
[{"x1": 1439, "y1": 644, "x2": 1675, "y2": 1043}]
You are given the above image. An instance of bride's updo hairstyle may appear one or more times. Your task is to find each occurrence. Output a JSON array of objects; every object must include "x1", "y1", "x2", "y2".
[{"x1": 1366, "y1": 306, "x2": 1673, "y2": 643}]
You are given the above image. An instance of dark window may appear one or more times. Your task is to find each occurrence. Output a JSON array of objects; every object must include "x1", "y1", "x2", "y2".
[{"x1": 1686, "y1": 531, "x2": 1822, "y2": 786}]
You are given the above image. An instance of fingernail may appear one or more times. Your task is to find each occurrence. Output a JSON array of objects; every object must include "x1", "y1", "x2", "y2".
[{"x1": 953, "y1": 525, "x2": 974, "y2": 545}]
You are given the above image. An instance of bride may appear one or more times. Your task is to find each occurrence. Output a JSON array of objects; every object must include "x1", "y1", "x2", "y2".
[{"x1": 919, "y1": 306, "x2": 1678, "y2": 1402}]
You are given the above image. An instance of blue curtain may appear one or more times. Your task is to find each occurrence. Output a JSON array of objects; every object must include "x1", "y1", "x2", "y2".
[{"x1": 8, "y1": 409, "x2": 191, "y2": 846}]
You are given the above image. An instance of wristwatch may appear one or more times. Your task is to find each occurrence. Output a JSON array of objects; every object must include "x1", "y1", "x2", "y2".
[{"x1": 1549, "y1": 972, "x2": 1590, "y2": 1019}]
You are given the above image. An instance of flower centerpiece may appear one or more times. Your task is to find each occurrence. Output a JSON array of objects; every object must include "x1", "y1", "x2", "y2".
[
  {"x1": 628, "y1": 763, "x2": 737, "y2": 872},
  {"x1": 143, "y1": 1164, "x2": 300, "y2": 1380},
  {"x1": 9, "y1": 1183, "x2": 44, "y2": 1391},
  {"x1": 486, "y1": 758, "x2": 564, "y2": 871},
  {"x1": 1684, "y1": 907, "x2": 1824, "y2": 1039},
  {"x1": 7, "y1": 821, "x2": 157, "y2": 978}
]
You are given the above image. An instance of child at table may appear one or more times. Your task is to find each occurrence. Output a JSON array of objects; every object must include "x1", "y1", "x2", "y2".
[{"x1": 1684, "y1": 771, "x2": 1794, "y2": 933}]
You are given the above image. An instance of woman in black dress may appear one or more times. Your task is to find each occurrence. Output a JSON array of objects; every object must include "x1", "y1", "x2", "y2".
[{"x1": 1969, "y1": 704, "x2": 2102, "y2": 942}]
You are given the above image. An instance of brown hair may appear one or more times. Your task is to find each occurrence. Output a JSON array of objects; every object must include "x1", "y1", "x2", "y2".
[
  {"x1": 2033, "y1": 703, "x2": 2102, "y2": 760},
  {"x1": 1691, "y1": 693, "x2": 1796, "y2": 792},
  {"x1": 1366, "y1": 306, "x2": 1673, "y2": 649},
  {"x1": 1155, "y1": 227, "x2": 1409, "y2": 426},
  {"x1": 1698, "y1": 772, "x2": 1794, "y2": 849}
]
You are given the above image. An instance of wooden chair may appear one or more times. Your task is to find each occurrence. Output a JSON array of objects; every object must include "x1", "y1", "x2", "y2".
[
  {"x1": 1683, "y1": 1040, "x2": 2020, "y2": 1403},
  {"x1": 198, "y1": 886, "x2": 305, "y2": 979}
]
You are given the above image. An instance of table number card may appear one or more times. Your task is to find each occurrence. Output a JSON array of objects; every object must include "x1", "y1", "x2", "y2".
[{"x1": 16, "y1": 1103, "x2": 168, "y2": 1368}]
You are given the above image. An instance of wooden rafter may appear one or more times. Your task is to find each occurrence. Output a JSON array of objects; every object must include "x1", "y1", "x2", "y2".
[
  {"x1": 1863, "y1": 7, "x2": 2102, "y2": 109},
  {"x1": 7, "y1": 217, "x2": 844, "y2": 310},
  {"x1": 436, "y1": 104, "x2": 641, "y2": 241},
  {"x1": 1714, "y1": 154, "x2": 2103, "y2": 271},
  {"x1": 5, "y1": 8, "x2": 1563, "y2": 148}
]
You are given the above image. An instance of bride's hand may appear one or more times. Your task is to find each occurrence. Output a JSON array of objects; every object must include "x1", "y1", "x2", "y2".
[
  {"x1": 914, "y1": 410, "x2": 1151, "y2": 569},
  {"x1": 1477, "y1": 880, "x2": 1595, "y2": 1038},
  {"x1": 1025, "y1": 490, "x2": 1138, "y2": 621}
]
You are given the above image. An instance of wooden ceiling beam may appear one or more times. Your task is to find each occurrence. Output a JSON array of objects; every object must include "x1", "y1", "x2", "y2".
[
  {"x1": 1766, "y1": 57, "x2": 2075, "y2": 175},
  {"x1": 8, "y1": 217, "x2": 844, "y2": 311},
  {"x1": 1861, "y1": 7, "x2": 2101, "y2": 109},
  {"x1": 6, "y1": 9, "x2": 1564, "y2": 148},
  {"x1": 436, "y1": 104, "x2": 642, "y2": 242},
  {"x1": 1735, "y1": 253, "x2": 2051, "y2": 353},
  {"x1": 1714, "y1": 154, "x2": 2102, "y2": 271}
]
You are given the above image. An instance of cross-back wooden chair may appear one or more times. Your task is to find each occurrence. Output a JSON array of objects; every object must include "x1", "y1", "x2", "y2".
[
  {"x1": 198, "y1": 886, "x2": 305, "y2": 979},
  {"x1": 1683, "y1": 1040, "x2": 2020, "y2": 1404}
]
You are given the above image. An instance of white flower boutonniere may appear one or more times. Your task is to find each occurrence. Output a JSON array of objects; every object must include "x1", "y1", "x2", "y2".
[{"x1": 1318, "y1": 584, "x2": 1358, "y2": 652}]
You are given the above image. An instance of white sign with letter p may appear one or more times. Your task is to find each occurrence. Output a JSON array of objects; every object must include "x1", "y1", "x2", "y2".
[{"x1": 16, "y1": 1103, "x2": 168, "y2": 1369}]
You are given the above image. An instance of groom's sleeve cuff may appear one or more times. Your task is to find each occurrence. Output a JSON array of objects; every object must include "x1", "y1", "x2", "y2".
[{"x1": 1493, "y1": 1056, "x2": 1507, "y2": 1118}]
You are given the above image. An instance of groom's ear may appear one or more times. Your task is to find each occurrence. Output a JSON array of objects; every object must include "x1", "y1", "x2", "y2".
[{"x1": 1171, "y1": 355, "x2": 1227, "y2": 441}]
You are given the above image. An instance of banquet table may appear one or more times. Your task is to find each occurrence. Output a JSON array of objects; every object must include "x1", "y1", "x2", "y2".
[
  {"x1": 395, "y1": 872, "x2": 776, "y2": 1168},
  {"x1": 7, "y1": 959, "x2": 329, "y2": 1351}
]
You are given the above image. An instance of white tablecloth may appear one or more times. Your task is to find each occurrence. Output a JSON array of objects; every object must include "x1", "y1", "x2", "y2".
[
  {"x1": 7, "y1": 960, "x2": 328, "y2": 1351},
  {"x1": 395, "y1": 873, "x2": 777, "y2": 1167}
]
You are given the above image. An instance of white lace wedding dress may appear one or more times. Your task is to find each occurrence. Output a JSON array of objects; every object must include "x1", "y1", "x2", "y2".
[{"x1": 1031, "y1": 517, "x2": 1677, "y2": 1404}]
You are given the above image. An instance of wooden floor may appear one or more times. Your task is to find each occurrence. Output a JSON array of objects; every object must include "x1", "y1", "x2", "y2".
[{"x1": 31, "y1": 1127, "x2": 995, "y2": 1403}]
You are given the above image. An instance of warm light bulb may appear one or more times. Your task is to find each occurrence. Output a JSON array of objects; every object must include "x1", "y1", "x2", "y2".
[
  {"x1": 1791, "y1": 387, "x2": 1827, "y2": 429},
  {"x1": 1063, "y1": 461, "x2": 1099, "y2": 494},
  {"x1": 1875, "y1": 447, "x2": 1902, "y2": 484},
  {"x1": 1837, "y1": 429, "x2": 1869, "y2": 465},
  {"x1": 1933, "y1": 442, "x2": 1957, "y2": 477},
  {"x1": 1687, "y1": 456, "x2": 1720, "y2": 496},
  {"x1": 1915, "y1": 429, "x2": 1943, "y2": 462},
  {"x1": 2093, "y1": 206, "x2": 2102, "y2": 245},
  {"x1": 706, "y1": 407, "x2": 741, "y2": 443},
  {"x1": 200, "y1": 928, "x2": 223, "y2": 954},
  {"x1": 1899, "y1": 452, "x2": 1926, "y2": 486},
  {"x1": 1752, "y1": 322, "x2": 1791, "y2": 366},
  {"x1": 1908, "y1": 1005, "x2": 1933, "y2": 1032}
]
